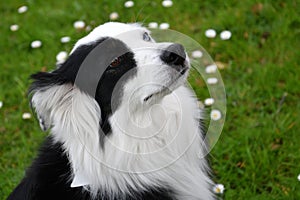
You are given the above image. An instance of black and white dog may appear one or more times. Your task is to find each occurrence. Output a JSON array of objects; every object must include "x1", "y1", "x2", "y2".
[{"x1": 8, "y1": 22, "x2": 214, "y2": 200}]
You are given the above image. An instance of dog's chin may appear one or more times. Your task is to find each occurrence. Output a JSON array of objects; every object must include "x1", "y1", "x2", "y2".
[{"x1": 143, "y1": 67, "x2": 189, "y2": 103}]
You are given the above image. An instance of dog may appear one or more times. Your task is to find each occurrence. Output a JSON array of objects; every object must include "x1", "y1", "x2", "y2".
[{"x1": 8, "y1": 22, "x2": 214, "y2": 200}]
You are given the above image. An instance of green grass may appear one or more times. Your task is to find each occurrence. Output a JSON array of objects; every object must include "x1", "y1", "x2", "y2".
[{"x1": 0, "y1": 0, "x2": 299, "y2": 199}]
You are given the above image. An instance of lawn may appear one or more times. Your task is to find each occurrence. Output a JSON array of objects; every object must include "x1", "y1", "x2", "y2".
[{"x1": 0, "y1": 0, "x2": 299, "y2": 199}]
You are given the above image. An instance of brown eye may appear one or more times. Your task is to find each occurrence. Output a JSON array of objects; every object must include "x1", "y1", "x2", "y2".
[{"x1": 110, "y1": 57, "x2": 122, "y2": 67}]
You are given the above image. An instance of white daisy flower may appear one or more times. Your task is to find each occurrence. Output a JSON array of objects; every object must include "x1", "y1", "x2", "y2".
[
  {"x1": 85, "y1": 25, "x2": 92, "y2": 32},
  {"x1": 22, "y1": 112, "x2": 31, "y2": 120},
  {"x1": 211, "y1": 110, "x2": 222, "y2": 121},
  {"x1": 60, "y1": 36, "x2": 71, "y2": 43},
  {"x1": 10, "y1": 24, "x2": 19, "y2": 32},
  {"x1": 31, "y1": 40, "x2": 42, "y2": 48},
  {"x1": 148, "y1": 22, "x2": 158, "y2": 29},
  {"x1": 220, "y1": 30, "x2": 232, "y2": 40},
  {"x1": 205, "y1": 29, "x2": 216, "y2": 38},
  {"x1": 191, "y1": 50, "x2": 203, "y2": 58},
  {"x1": 205, "y1": 64, "x2": 217, "y2": 74},
  {"x1": 0, "y1": 101, "x2": 3, "y2": 109},
  {"x1": 124, "y1": 1, "x2": 134, "y2": 8},
  {"x1": 162, "y1": 0, "x2": 173, "y2": 7},
  {"x1": 109, "y1": 12, "x2": 119, "y2": 20},
  {"x1": 18, "y1": 6, "x2": 28, "y2": 14},
  {"x1": 207, "y1": 77, "x2": 218, "y2": 85},
  {"x1": 297, "y1": 174, "x2": 300, "y2": 181},
  {"x1": 73, "y1": 21, "x2": 85, "y2": 30},
  {"x1": 204, "y1": 98, "x2": 215, "y2": 106},
  {"x1": 213, "y1": 183, "x2": 225, "y2": 194},
  {"x1": 56, "y1": 51, "x2": 68, "y2": 64},
  {"x1": 159, "y1": 23, "x2": 170, "y2": 30}
]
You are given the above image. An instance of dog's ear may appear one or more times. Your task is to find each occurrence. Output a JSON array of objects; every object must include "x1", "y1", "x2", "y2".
[
  {"x1": 28, "y1": 38, "x2": 109, "y2": 132},
  {"x1": 29, "y1": 72, "x2": 63, "y2": 131},
  {"x1": 28, "y1": 42, "x2": 94, "y2": 131},
  {"x1": 28, "y1": 48, "x2": 79, "y2": 131},
  {"x1": 29, "y1": 71, "x2": 101, "y2": 134},
  {"x1": 28, "y1": 43, "x2": 104, "y2": 132}
]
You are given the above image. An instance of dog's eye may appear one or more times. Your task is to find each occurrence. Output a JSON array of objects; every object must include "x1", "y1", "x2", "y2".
[
  {"x1": 143, "y1": 32, "x2": 151, "y2": 42},
  {"x1": 109, "y1": 57, "x2": 122, "y2": 67}
]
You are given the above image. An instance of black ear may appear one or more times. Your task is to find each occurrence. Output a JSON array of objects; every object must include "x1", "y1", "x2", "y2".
[
  {"x1": 27, "y1": 52, "x2": 79, "y2": 131},
  {"x1": 28, "y1": 72, "x2": 59, "y2": 131},
  {"x1": 28, "y1": 38, "x2": 109, "y2": 131},
  {"x1": 30, "y1": 37, "x2": 110, "y2": 89}
]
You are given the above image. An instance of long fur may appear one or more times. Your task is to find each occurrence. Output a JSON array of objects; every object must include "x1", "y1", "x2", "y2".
[{"x1": 8, "y1": 22, "x2": 215, "y2": 200}]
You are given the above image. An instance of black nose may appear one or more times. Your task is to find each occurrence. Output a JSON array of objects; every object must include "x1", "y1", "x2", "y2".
[{"x1": 160, "y1": 43, "x2": 186, "y2": 66}]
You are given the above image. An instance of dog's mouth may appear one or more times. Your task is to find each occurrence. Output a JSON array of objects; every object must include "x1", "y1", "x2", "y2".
[{"x1": 143, "y1": 66, "x2": 189, "y2": 102}]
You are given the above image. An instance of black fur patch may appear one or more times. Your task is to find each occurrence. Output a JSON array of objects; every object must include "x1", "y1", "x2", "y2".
[
  {"x1": 29, "y1": 38, "x2": 137, "y2": 136},
  {"x1": 8, "y1": 137, "x2": 175, "y2": 200}
]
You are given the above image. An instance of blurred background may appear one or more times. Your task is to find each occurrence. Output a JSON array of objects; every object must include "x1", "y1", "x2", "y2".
[{"x1": 0, "y1": 0, "x2": 299, "y2": 199}]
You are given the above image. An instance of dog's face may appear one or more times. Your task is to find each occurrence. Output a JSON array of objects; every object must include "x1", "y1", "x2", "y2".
[
  {"x1": 74, "y1": 22, "x2": 190, "y2": 106},
  {"x1": 30, "y1": 22, "x2": 190, "y2": 135}
]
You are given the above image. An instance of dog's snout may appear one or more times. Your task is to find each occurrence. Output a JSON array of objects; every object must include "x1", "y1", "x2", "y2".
[{"x1": 160, "y1": 43, "x2": 186, "y2": 66}]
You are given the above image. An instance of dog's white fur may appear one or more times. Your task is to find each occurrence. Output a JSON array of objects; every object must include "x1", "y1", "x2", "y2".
[{"x1": 31, "y1": 22, "x2": 214, "y2": 199}]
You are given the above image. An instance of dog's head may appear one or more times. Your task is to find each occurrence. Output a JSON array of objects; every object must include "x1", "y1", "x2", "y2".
[
  {"x1": 28, "y1": 23, "x2": 214, "y2": 197},
  {"x1": 30, "y1": 22, "x2": 190, "y2": 138}
]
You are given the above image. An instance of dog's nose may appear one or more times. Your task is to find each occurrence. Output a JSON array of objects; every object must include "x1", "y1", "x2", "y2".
[{"x1": 160, "y1": 43, "x2": 186, "y2": 66}]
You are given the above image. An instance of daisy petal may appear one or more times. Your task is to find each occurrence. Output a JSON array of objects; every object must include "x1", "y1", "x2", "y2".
[
  {"x1": 191, "y1": 50, "x2": 203, "y2": 58},
  {"x1": 159, "y1": 23, "x2": 170, "y2": 30},
  {"x1": 162, "y1": 0, "x2": 173, "y2": 7},
  {"x1": 213, "y1": 183, "x2": 225, "y2": 194},
  {"x1": 109, "y1": 12, "x2": 119, "y2": 20},
  {"x1": 220, "y1": 30, "x2": 232, "y2": 40},
  {"x1": 204, "y1": 98, "x2": 215, "y2": 106},
  {"x1": 124, "y1": 1, "x2": 134, "y2": 8},
  {"x1": 207, "y1": 77, "x2": 218, "y2": 85},
  {"x1": 211, "y1": 110, "x2": 222, "y2": 121},
  {"x1": 18, "y1": 6, "x2": 28, "y2": 14},
  {"x1": 10, "y1": 24, "x2": 19, "y2": 32},
  {"x1": 31, "y1": 40, "x2": 42, "y2": 48},
  {"x1": 148, "y1": 22, "x2": 158, "y2": 29},
  {"x1": 22, "y1": 112, "x2": 31, "y2": 120},
  {"x1": 60, "y1": 36, "x2": 71, "y2": 43},
  {"x1": 205, "y1": 29, "x2": 216, "y2": 38},
  {"x1": 56, "y1": 51, "x2": 68, "y2": 64},
  {"x1": 205, "y1": 64, "x2": 217, "y2": 74},
  {"x1": 74, "y1": 21, "x2": 85, "y2": 30}
]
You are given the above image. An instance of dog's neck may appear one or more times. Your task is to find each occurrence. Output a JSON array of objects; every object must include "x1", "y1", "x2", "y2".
[{"x1": 34, "y1": 84, "x2": 213, "y2": 199}]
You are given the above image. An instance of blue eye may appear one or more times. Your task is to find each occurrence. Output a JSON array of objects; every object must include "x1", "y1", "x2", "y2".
[{"x1": 143, "y1": 32, "x2": 151, "y2": 41}]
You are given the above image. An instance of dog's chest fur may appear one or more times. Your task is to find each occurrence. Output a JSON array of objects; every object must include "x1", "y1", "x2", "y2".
[{"x1": 28, "y1": 84, "x2": 213, "y2": 200}]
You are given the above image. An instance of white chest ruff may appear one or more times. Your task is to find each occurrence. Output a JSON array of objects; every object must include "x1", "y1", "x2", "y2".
[{"x1": 33, "y1": 84, "x2": 213, "y2": 199}]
